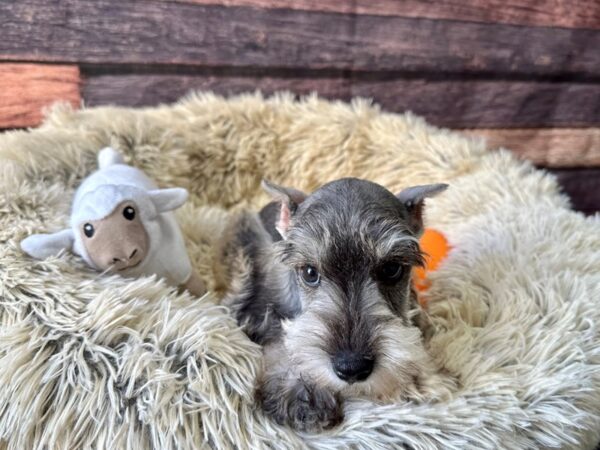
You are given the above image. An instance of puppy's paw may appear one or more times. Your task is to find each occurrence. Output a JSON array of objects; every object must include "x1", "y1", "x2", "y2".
[
  {"x1": 259, "y1": 377, "x2": 343, "y2": 432},
  {"x1": 287, "y1": 381, "x2": 343, "y2": 432}
]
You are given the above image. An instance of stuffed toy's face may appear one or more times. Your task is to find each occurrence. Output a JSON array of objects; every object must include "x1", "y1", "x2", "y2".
[
  {"x1": 79, "y1": 201, "x2": 150, "y2": 272},
  {"x1": 20, "y1": 185, "x2": 189, "y2": 275}
]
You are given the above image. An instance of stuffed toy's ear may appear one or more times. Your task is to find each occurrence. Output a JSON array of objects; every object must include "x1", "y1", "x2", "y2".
[
  {"x1": 261, "y1": 179, "x2": 307, "y2": 238},
  {"x1": 396, "y1": 184, "x2": 448, "y2": 235},
  {"x1": 148, "y1": 188, "x2": 189, "y2": 213},
  {"x1": 21, "y1": 229, "x2": 75, "y2": 259}
]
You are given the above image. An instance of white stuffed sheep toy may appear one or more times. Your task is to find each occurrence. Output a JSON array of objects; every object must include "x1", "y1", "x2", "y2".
[{"x1": 21, "y1": 147, "x2": 205, "y2": 296}]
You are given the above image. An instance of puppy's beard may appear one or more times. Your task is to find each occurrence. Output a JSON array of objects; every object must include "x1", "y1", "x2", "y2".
[
  {"x1": 282, "y1": 312, "x2": 344, "y2": 389},
  {"x1": 283, "y1": 310, "x2": 439, "y2": 402},
  {"x1": 343, "y1": 319, "x2": 435, "y2": 401}
]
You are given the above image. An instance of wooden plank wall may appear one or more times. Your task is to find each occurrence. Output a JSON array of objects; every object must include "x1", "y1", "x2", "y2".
[{"x1": 0, "y1": 0, "x2": 598, "y2": 213}]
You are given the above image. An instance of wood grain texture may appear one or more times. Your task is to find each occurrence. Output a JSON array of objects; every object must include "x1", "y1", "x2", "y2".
[
  {"x1": 551, "y1": 168, "x2": 600, "y2": 214},
  {"x1": 178, "y1": 0, "x2": 600, "y2": 30},
  {"x1": 82, "y1": 73, "x2": 600, "y2": 128},
  {"x1": 0, "y1": 63, "x2": 80, "y2": 128},
  {"x1": 81, "y1": 73, "x2": 352, "y2": 108},
  {"x1": 1, "y1": 1, "x2": 600, "y2": 77},
  {"x1": 462, "y1": 129, "x2": 600, "y2": 167}
]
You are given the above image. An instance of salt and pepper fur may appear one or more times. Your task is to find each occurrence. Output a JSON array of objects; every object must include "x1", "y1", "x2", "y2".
[
  {"x1": 219, "y1": 177, "x2": 454, "y2": 431},
  {"x1": 20, "y1": 147, "x2": 205, "y2": 296}
]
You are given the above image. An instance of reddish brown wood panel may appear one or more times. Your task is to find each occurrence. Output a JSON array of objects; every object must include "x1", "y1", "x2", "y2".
[
  {"x1": 0, "y1": 63, "x2": 80, "y2": 128},
  {"x1": 1, "y1": 1, "x2": 599, "y2": 77},
  {"x1": 82, "y1": 73, "x2": 600, "y2": 128},
  {"x1": 178, "y1": 0, "x2": 600, "y2": 30},
  {"x1": 461, "y1": 129, "x2": 600, "y2": 168}
]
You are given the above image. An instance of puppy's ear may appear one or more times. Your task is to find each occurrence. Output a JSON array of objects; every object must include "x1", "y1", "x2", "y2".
[
  {"x1": 148, "y1": 188, "x2": 189, "y2": 213},
  {"x1": 261, "y1": 179, "x2": 307, "y2": 238},
  {"x1": 21, "y1": 229, "x2": 75, "y2": 259},
  {"x1": 396, "y1": 184, "x2": 448, "y2": 235}
]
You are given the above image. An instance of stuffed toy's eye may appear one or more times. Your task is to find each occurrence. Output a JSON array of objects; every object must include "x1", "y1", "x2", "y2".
[
  {"x1": 300, "y1": 265, "x2": 320, "y2": 287},
  {"x1": 83, "y1": 223, "x2": 95, "y2": 238},
  {"x1": 378, "y1": 262, "x2": 403, "y2": 283},
  {"x1": 123, "y1": 206, "x2": 136, "y2": 221}
]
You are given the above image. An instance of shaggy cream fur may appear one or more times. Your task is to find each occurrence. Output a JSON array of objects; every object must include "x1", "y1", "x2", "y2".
[{"x1": 0, "y1": 92, "x2": 599, "y2": 449}]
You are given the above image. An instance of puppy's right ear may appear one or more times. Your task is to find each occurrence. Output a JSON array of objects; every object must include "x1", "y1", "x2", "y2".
[
  {"x1": 261, "y1": 179, "x2": 307, "y2": 238},
  {"x1": 21, "y1": 229, "x2": 74, "y2": 259}
]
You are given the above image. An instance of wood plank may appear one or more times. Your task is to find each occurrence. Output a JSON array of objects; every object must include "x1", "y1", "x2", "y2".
[
  {"x1": 178, "y1": 0, "x2": 600, "y2": 30},
  {"x1": 81, "y1": 73, "x2": 352, "y2": 109},
  {"x1": 0, "y1": 63, "x2": 80, "y2": 128},
  {"x1": 551, "y1": 168, "x2": 600, "y2": 214},
  {"x1": 461, "y1": 129, "x2": 600, "y2": 168},
  {"x1": 82, "y1": 73, "x2": 600, "y2": 128},
  {"x1": 350, "y1": 79, "x2": 600, "y2": 128},
  {"x1": 1, "y1": 1, "x2": 600, "y2": 77}
]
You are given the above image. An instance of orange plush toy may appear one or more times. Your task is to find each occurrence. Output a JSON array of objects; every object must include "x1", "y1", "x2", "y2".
[{"x1": 413, "y1": 228, "x2": 450, "y2": 307}]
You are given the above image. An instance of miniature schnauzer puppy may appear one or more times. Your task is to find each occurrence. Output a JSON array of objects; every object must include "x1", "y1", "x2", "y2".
[{"x1": 216, "y1": 177, "x2": 448, "y2": 432}]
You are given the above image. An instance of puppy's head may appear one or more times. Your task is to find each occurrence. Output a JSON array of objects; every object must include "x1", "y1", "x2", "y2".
[{"x1": 263, "y1": 178, "x2": 447, "y2": 400}]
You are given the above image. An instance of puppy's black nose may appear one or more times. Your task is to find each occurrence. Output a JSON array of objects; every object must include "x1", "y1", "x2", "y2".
[{"x1": 332, "y1": 352, "x2": 374, "y2": 383}]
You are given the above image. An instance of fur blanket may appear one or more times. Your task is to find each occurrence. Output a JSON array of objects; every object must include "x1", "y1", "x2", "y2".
[{"x1": 0, "y1": 93, "x2": 599, "y2": 449}]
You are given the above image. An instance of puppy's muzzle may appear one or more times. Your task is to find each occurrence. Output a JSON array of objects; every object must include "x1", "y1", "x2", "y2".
[{"x1": 332, "y1": 351, "x2": 374, "y2": 383}]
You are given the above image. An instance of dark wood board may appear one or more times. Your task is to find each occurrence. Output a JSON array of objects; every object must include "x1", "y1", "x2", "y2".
[
  {"x1": 0, "y1": 63, "x2": 80, "y2": 128},
  {"x1": 81, "y1": 73, "x2": 600, "y2": 128},
  {"x1": 1, "y1": 1, "x2": 600, "y2": 77},
  {"x1": 176, "y1": 0, "x2": 600, "y2": 30},
  {"x1": 550, "y1": 168, "x2": 600, "y2": 215}
]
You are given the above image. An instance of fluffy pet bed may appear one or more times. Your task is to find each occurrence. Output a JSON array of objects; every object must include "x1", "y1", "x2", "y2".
[{"x1": 0, "y1": 93, "x2": 599, "y2": 449}]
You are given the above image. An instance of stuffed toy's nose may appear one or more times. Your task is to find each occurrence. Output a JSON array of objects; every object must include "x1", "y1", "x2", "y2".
[
  {"x1": 101, "y1": 245, "x2": 140, "y2": 270},
  {"x1": 110, "y1": 248, "x2": 138, "y2": 263}
]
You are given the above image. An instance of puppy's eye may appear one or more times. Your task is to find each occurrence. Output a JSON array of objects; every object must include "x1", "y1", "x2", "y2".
[
  {"x1": 378, "y1": 262, "x2": 403, "y2": 283},
  {"x1": 300, "y1": 265, "x2": 320, "y2": 287},
  {"x1": 83, "y1": 223, "x2": 95, "y2": 238},
  {"x1": 123, "y1": 206, "x2": 136, "y2": 221}
]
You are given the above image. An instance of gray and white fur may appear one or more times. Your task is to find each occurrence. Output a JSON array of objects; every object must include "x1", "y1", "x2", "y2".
[{"x1": 218, "y1": 177, "x2": 451, "y2": 432}]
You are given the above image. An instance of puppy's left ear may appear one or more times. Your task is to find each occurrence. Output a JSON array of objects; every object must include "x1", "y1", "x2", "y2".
[
  {"x1": 262, "y1": 179, "x2": 307, "y2": 238},
  {"x1": 396, "y1": 184, "x2": 448, "y2": 235},
  {"x1": 148, "y1": 188, "x2": 189, "y2": 213}
]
